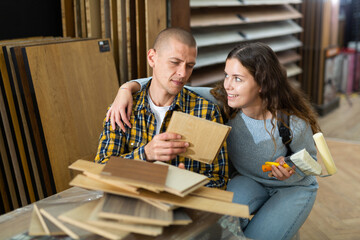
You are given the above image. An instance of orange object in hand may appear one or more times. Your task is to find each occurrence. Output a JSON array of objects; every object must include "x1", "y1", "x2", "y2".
[{"x1": 262, "y1": 162, "x2": 290, "y2": 172}]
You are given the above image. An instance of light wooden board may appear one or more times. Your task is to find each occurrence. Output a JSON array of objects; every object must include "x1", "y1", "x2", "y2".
[
  {"x1": 85, "y1": 0, "x2": 101, "y2": 38},
  {"x1": 191, "y1": 4, "x2": 301, "y2": 27},
  {"x1": 285, "y1": 63, "x2": 302, "y2": 78},
  {"x1": 28, "y1": 204, "x2": 50, "y2": 236},
  {"x1": 22, "y1": 39, "x2": 119, "y2": 192},
  {"x1": 172, "y1": 209, "x2": 192, "y2": 225},
  {"x1": 59, "y1": 200, "x2": 129, "y2": 240},
  {"x1": 70, "y1": 174, "x2": 250, "y2": 218},
  {"x1": 166, "y1": 111, "x2": 231, "y2": 164},
  {"x1": 99, "y1": 194, "x2": 173, "y2": 226},
  {"x1": 88, "y1": 198, "x2": 163, "y2": 236},
  {"x1": 101, "y1": 157, "x2": 168, "y2": 191},
  {"x1": 154, "y1": 161, "x2": 208, "y2": 197},
  {"x1": 61, "y1": 0, "x2": 75, "y2": 37}
]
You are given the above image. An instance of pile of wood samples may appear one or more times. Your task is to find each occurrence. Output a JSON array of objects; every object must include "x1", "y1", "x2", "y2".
[
  {"x1": 28, "y1": 157, "x2": 249, "y2": 239},
  {"x1": 0, "y1": 38, "x2": 119, "y2": 214}
]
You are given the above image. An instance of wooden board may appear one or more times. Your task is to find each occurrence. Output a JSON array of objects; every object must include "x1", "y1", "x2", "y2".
[
  {"x1": 70, "y1": 174, "x2": 250, "y2": 218},
  {"x1": 88, "y1": 198, "x2": 163, "y2": 236},
  {"x1": 277, "y1": 50, "x2": 301, "y2": 65},
  {"x1": 101, "y1": 157, "x2": 168, "y2": 191},
  {"x1": 166, "y1": 111, "x2": 231, "y2": 164},
  {"x1": 154, "y1": 161, "x2": 209, "y2": 197},
  {"x1": 99, "y1": 194, "x2": 173, "y2": 226},
  {"x1": 85, "y1": 0, "x2": 101, "y2": 38},
  {"x1": 59, "y1": 200, "x2": 130, "y2": 240},
  {"x1": 28, "y1": 204, "x2": 50, "y2": 236},
  {"x1": 21, "y1": 39, "x2": 119, "y2": 192},
  {"x1": 191, "y1": 4, "x2": 302, "y2": 27},
  {"x1": 190, "y1": 0, "x2": 302, "y2": 7},
  {"x1": 61, "y1": 0, "x2": 75, "y2": 37}
]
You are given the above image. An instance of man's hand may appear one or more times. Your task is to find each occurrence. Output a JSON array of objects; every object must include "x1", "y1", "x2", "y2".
[
  {"x1": 106, "y1": 88, "x2": 133, "y2": 132},
  {"x1": 269, "y1": 156, "x2": 296, "y2": 180},
  {"x1": 145, "y1": 132, "x2": 189, "y2": 162}
]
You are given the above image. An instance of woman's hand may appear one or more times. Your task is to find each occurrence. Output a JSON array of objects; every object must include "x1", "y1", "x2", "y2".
[
  {"x1": 269, "y1": 156, "x2": 296, "y2": 181},
  {"x1": 106, "y1": 88, "x2": 134, "y2": 132}
]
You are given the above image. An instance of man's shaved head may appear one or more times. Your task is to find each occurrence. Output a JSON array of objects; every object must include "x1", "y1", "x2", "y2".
[{"x1": 152, "y1": 27, "x2": 197, "y2": 53}]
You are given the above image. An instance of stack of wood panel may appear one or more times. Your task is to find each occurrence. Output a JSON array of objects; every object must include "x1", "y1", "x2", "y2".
[
  {"x1": 25, "y1": 158, "x2": 249, "y2": 238},
  {"x1": 299, "y1": 0, "x2": 340, "y2": 115},
  {"x1": 188, "y1": 0, "x2": 304, "y2": 87},
  {"x1": 60, "y1": 0, "x2": 168, "y2": 84},
  {"x1": 0, "y1": 38, "x2": 119, "y2": 214}
]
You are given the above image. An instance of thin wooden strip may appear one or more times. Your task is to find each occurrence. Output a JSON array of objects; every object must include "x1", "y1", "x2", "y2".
[
  {"x1": 70, "y1": 174, "x2": 250, "y2": 218},
  {"x1": 11, "y1": 46, "x2": 56, "y2": 197},
  {"x1": 58, "y1": 200, "x2": 129, "y2": 240},
  {"x1": 0, "y1": 112, "x2": 19, "y2": 209},
  {"x1": 99, "y1": 194, "x2": 173, "y2": 226},
  {"x1": 61, "y1": 0, "x2": 75, "y2": 37},
  {"x1": 74, "y1": 0, "x2": 82, "y2": 38},
  {"x1": 141, "y1": 198, "x2": 175, "y2": 212},
  {"x1": 135, "y1": 0, "x2": 146, "y2": 77},
  {"x1": 0, "y1": 156, "x2": 11, "y2": 213},
  {"x1": 172, "y1": 209, "x2": 192, "y2": 225},
  {"x1": 116, "y1": 0, "x2": 128, "y2": 84},
  {"x1": 3, "y1": 45, "x2": 40, "y2": 201},
  {"x1": 101, "y1": 0, "x2": 111, "y2": 38},
  {"x1": 190, "y1": 186, "x2": 233, "y2": 203},
  {"x1": 80, "y1": 0, "x2": 87, "y2": 37},
  {"x1": 85, "y1": 0, "x2": 101, "y2": 38},
  {"x1": 88, "y1": 199, "x2": 163, "y2": 236},
  {"x1": 29, "y1": 204, "x2": 50, "y2": 235}
]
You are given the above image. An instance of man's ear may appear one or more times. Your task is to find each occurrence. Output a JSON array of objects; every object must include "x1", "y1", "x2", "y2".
[{"x1": 147, "y1": 49, "x2": 156, "y2": 68}]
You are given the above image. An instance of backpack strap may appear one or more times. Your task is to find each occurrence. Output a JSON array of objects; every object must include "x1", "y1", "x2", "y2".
[{"x1": 277, "y1": 112, "x2": 293, "y2": 157}]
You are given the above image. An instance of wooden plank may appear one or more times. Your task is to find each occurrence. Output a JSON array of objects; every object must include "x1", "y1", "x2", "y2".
[
  {"x1": 11, "y1": 46, "x2": 56, "y2": 197},
  {"x1": 85, "y1": 0, "x2": 101, "y2": 38},
  {"x1": 190, "y1": 0, "x2": 302, "y2": 7},
  {"x1": 87, "y1": 198, "x2": 163, "y2": 236},
  {"x1": 169, "y1": 0, "x2": 190, "y2": 31},
  {"x1": 80, "y1": 0, "x2": 88, "y2": 37},
  {"x1": 109, "y1": 0, "x2": 119, "y2": 78},
  {"x1": 0, "y1": 48, "x2": 28, "y2": 206},
  {"x1": 166, "y1": 111, "x2": 231, "y2": 164},
  {"x1": 0, "y1": 91, "x2": 19, "y2": 210},
  {"x1": 58, "y1": 200, "x2": 130, "y2": 240},
  {"x1": 21, "y1": 39, "x2": 119, "y2": 192},
  {"x1": 100, "y1": 0, "x2": 111, "y2": 38},
  {"x1": 190, "y1": 4, "x2": 301, "y2": 27},
  {"x1": 0, "y1": 153, "x2": 11, "y2": 213},
  {"x1": 28, "y1": 204, "x2": 50, "y2": 236},
  {"x1": 116, "y1": 0, "x2": 128, "y2": 84},
  {"x1": 135, "y1": 0, "x2": 146, "y2": 78},
  {"x1": 172, "y1": 209, "x2": 192, "y2": 225},
  {"x1": 73, "y1": 0, "x2": 82, "y2": 38},
  {"x1": 101, "y1": 157, "x2": 168, "y2": 191},
  {"x1": 144, "y1": 0, "x2": 166, "y2": 76},
  {"x1": 277, "y1": 50, "x2": 301, "y2": 65},
  {"x1": 70, "y1": 174, "x2": 250, "y2": 218},
  {"x1": 61, "y1": 0, "x2": 75, "y2": 37},
  {"x1": 190, "y1": 186, "x2": 233, "y2": 203},
  {"x1": 99, "y1": 194, "x2": 174, "y2": 226}
]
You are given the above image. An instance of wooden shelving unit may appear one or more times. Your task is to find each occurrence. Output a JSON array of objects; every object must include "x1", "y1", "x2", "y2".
[{"x1": 188, "y1": 0, "x2": 304, "y2": 87}]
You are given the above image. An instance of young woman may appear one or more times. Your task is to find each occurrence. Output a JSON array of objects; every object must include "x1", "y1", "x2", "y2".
[{"x1": 106, "y1": 42, "x2": 320, "y2": 240}]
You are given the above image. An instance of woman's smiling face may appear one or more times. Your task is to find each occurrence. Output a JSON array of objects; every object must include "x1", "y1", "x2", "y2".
[{"x1": 223, "y1": 58, "x2": 262, "y2": 110}]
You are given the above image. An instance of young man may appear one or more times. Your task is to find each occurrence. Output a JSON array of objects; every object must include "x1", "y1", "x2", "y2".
[{"x1": 95, "y1": 28, "x2": 228, "y2": 189}]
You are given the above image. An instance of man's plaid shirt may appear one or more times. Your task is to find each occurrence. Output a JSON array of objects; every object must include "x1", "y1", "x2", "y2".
[{"x1": 95, "y1": 80, "x2": 228, "y2": 189}]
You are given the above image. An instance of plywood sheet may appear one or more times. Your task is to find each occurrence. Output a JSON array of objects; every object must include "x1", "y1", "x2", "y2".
[
  {"x1": 22, "y1": 39, "x2": 119, "y2": 192},
  {"x1": 166, "y1": 111, "x2": 231, "y2": 164},
  {"x1": 99, "y1": 194, "x2": 173, "y2": 226},
  {"x1": 70, "y1": 174, "x2": 250, "y2": 218}
]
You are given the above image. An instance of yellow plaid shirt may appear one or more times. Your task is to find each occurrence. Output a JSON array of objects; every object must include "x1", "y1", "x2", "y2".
[{"x1": 95, "y1": 80, "x2": 228, "y2": 189}]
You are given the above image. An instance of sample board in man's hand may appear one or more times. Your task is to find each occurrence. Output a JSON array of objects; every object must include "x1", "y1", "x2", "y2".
[{"x1": 166, "y1": 111, "x2": 231, "y2": 164}]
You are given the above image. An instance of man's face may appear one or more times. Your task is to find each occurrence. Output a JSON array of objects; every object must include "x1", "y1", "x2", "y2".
[{"x1": 148, "y1": 38, "x2": 197, "y2": 97}]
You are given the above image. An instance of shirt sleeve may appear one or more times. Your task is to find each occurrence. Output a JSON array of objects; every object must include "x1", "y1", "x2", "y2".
[
  {"x1": 130, "y1": 77, "x2": 151, "y2": 91},
  {"x1": 199, "y1": 104, "x2": 229, "y2": 189}
]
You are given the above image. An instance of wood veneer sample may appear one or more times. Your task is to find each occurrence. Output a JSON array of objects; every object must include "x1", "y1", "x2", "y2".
[
  {"x1": 101, "y1": 157, "x2": 168, "y2": 191},
  {"x1": 70, "y1": 174, "x2": 250, "y2": 218},
  {"x1": 21, "y1": 39, "x2": 119, "y2": 192},
  {"x1": 99, "y1": 194, "x2": 173, "y2": 226},
  {"x1": 59, "y1": 199, "x2": 130, "y2": 240},
  {"x1": 87, "y1": 198, "x2": 163, "y2": 236},
  {"x1": 166, "y1": 111, "x2": 231, "y2": 164}
]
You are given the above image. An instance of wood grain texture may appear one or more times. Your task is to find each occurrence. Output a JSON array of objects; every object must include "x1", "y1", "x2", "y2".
[
  {"x1": 70, "y1": 174, "x2": 250, "y2": 218},
  {"x1": 88, "y1": 198, "x2": 163, "y2": 236},
  {"x1": 85, "y1": 0, "x2": 101, "y2": 38},
  {"x1": 99, "y1": 194, "x2": 174, "y2": 226},
  {"x1": 22, "y1": 39, "x2": 119, "y2": 192},
  {"x1": 102, "y1": 157, "x2": 168, "y2": 191},
  {"x1": 61, "y1": 0, "x2": 75, "y2": 37},
  {"x1": 59, "y1": 199, "x2": 129, "y2": 240},
  {"x1": 166, "y1": 111, "x2": 231, "y2": 164}
]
